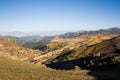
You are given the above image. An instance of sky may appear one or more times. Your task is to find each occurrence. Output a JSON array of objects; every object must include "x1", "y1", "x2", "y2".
[{"x1": 0, "y1": 0, "x2": 120, "y2": 36}]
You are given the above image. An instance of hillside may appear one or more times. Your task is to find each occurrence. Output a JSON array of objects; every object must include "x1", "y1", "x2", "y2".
[
  {"x1": 20, "y1": 35, "x2": 42, "y2": 42},
  {"x1": 44, "y1": 36, "x2": 120, "y2": 72},
  {"x1": 4, "y1": 36, "x2": 27, "y2": 46},
  {"x1": 0, "y1": 37, "x2": 42, "y2": 62},
  {"x1": 31, "y1": 34, "x2": 116, "y2": 64},
  {"x1": 22, "y1": 27, "x2": 120, "y2": 51},
  {"x1": 0, "y1": 57, "x2": 96, "y2": 80},
  {"x1": 41, "y1": 35, "x2": 120, "y2": 80},
  {"x1": 4, "y1": 35, "x2": 54, "y2": 47},
  {"x1": 21, "y1": 36, "x2": 54, "y2": 50}
]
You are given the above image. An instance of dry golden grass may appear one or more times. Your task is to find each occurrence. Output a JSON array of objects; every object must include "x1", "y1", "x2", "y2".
[{"x1": 0, "y1": 57, "x2": 95, "y2": 80}]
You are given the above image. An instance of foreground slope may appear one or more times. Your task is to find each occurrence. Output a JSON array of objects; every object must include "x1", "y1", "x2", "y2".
[{"x1": 0, "y1": 57, "x2": 95, "y2": 80}]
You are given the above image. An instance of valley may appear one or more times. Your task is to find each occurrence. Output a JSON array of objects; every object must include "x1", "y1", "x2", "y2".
[{"x1": 0, "y1": 27, "x2": 120, "y2": 80}]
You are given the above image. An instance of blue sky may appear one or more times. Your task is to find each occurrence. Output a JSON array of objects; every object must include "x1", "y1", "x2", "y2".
[{"x1": 0, "y1": 0, "x2": 120, "y2": 34}]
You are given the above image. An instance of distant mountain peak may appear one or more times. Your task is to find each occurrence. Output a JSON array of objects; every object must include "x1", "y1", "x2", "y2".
[
  {"x1": 107, "y1": 27, "x2": 120, "y2": 31},
  {"x1": 59, "y1": 27, "x2": 120, "y2": 39}
]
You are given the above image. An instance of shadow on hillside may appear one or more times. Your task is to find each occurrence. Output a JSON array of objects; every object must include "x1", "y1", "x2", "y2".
[
  {"x1": 87, "y1": 64, "x2": 120, "y2": 80},
  {"x1": 45, "y1": 55, "x2": 120, "y2": 80}
]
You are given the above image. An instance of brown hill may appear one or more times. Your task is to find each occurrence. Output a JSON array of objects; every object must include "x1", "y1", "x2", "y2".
[
  {"x1": 0, "y1": 37, "x2": 42, "y2": 62},
  {"x1": 31, "y1": 34, "x2": 116, "y2": 64},
  {"x1": 44, "y1": 35, "x2": 120, "y2": 70}
]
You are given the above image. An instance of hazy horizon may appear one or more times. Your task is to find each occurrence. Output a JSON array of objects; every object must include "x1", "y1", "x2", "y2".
[
  {"x1": 0, "y1": 27, "x2": 119, "y2": 37},
  {"x1": 0, "y1": 0, "x2": 120, "y2": 35}
]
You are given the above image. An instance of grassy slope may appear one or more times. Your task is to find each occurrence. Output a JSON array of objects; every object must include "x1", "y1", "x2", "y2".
[{"x1": 0, "y1": 57, "x2": 94, "y2": 80}]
